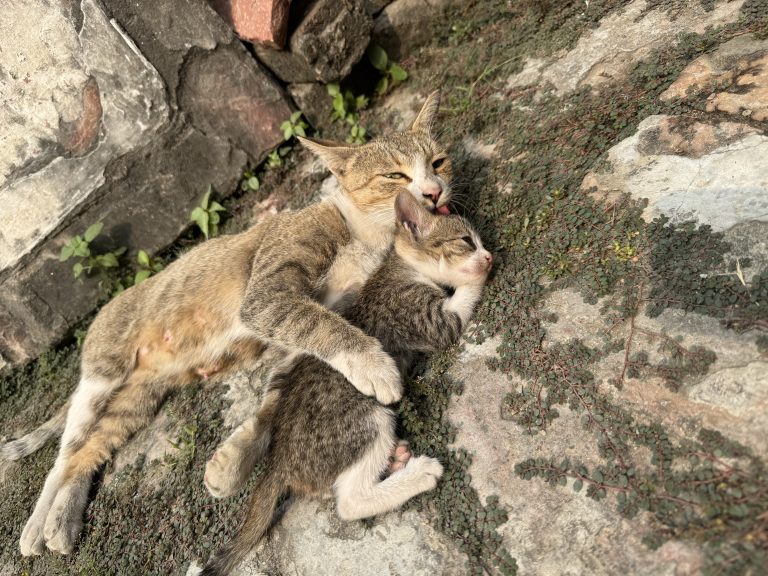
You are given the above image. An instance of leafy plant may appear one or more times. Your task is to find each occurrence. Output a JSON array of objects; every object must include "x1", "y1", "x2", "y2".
[
  {"x1": 190, "y1": 186, "x2": 226, "y2": 240},
  {"x1": 280, "y1": 110, "x2": 308, "y2": 140},
  {"x1": 134, "y1": 250, "x2": 164, "y2": 286},
  {"x1": 59, "y1": 222, "x2": 126, "y2": 280},
  {"x1": 240, "y1": 170, "x2": 260, "y2": 192},
  {"x1": 266, "y1": 145, "x2": 292, "y2": 169},
  {"x1": 367, "y1": 44, "x2": 408, "y2": 94},
  {"x1": 327, "y1": 84, "x2": 369, "y2": 144},
  {"x1": 164, "y1": 422, "x2": 199, "y2": 469}
]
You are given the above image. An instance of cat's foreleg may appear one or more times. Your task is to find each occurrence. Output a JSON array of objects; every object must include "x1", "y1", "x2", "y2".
[
  {"x1": 204, "y1": 388, "x2": 280, "y2": 498},
  {"x1": 241, "y1": 290, "x2": 401, "y2": 404},
  {"x1": 443, "y1": 284, "x2": 484, "y2": 326},
  {"x1": 20, "y1": 373, "x2": 121, "y2": 556},
  {"x1": 333, "y1": 409, "x2": 443, "y2": 521}
]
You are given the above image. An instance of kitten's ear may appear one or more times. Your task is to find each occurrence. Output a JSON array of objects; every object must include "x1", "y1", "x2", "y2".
[
  {"x1": 298, "y1": 136, "x2": 356, "y2": 176},
  {"x1": 395, "y1": 192, "x2": 435, "y2": 240},
  {"x1": 409, "y1": 90, "x2": 441, "y2": 135}
]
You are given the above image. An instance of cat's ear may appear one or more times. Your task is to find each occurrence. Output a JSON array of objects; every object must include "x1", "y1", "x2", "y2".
[
  {"x1": 409, "y1": 90, "x2": 441, "y2": 135},
  {"x1": 298, "y1": 136, "x2": 356, "y2": 176},
  {"x1": 395, "y1": 192, "x2": 435, "y2": 240}
]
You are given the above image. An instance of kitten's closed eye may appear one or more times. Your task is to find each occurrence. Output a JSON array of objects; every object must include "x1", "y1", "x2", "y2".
[
  {"x1": 461, "y1": 236, "x2": 476, "y2": 250},
  {"x1": 432, "y1": 157, "x2": 446, "y2": 169}
]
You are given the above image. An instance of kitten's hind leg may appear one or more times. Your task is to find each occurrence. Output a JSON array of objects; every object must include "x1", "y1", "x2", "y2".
[
  {"x1": 20, "y1": 373, "x2": 121, "y2": 556},
  {"x1": 41, "y1": 370, "x2": 170, "y2": 554},
  {"x1": 334, "y1": 409, "x2": 443, "y2": 522},
  {"x1": 204, "y1": 388, "x2": 280, "y2": 498},
  {"x1": 387, "y1": 440, "x2": 412, "y2": 474}
]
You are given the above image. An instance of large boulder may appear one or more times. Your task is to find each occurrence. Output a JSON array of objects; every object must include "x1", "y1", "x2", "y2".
[{"x1": 0, "y1": 0, "x2": 292, "y2": 367}]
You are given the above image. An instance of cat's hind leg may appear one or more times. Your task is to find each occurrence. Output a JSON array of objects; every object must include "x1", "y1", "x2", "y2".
[
  {"x1": 41, "y1": 370, "x2": 171, "y2": 554},
  {"x1": 204, "y1": 388, "x2": 280, "y2": 498},
  {"x1": 20, "y1": 373, "x2": 121, "y2": 556},
  {"x1": 333, "y1": 408, "x2": 443, "y2": 522}
]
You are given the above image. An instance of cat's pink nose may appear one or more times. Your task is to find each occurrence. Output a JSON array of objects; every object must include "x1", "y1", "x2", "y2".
[
  {"x1": 422, "y1": 184, "x2": 442, "y2": 204},
  {"x1": 483, "y1": 252, "x2": 493, "y2": 270}
]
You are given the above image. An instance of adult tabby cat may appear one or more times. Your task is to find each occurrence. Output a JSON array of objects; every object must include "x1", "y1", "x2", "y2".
[
  {"x1": 5, "y1": 92, "x2": 453, "y2": 556},
  {"x1": 200, "y1": 191, "x2": 492, "y2": 576}
]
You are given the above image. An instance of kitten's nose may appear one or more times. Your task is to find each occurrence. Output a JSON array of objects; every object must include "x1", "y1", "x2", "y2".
[
  {"x1": 483, "y1": 252, "x2": 493, "y2": 270},
  {"x1": 422, "y1": 184, "x2": 442, "y2": 204}
]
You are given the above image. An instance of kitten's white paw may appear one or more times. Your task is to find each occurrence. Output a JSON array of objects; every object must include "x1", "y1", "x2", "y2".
[
  {"x1": 204, "y1": 444, "x2": 248, "y2": 499},
  {"x1": 407, "y1": 456, "x2": 444, "y2": 492},
  {"x1": 43, "y1": 488, "x2": 84, "y2": 554},
  {"x1": 343, "y1": 347, "x2": 402, "y2": 405},
  {"x1": 20, "y1": 512, "x2": 48, "y2": 556}
]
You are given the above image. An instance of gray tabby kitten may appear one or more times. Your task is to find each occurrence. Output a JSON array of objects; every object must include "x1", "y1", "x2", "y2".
[{"x1": 200, "y1": 191, "x2": 492, "y2": 575}]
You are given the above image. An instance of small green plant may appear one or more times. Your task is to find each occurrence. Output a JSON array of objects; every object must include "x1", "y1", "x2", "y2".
[
  {"x1": 327, "y1": 84, "x2": 369, "y2": 144},
  {"x1": 266, "y1": 145, "x2": 292, "y2": 169},
  {"x1": 164, "y1": 422, "x2": 198, "y2": 469},
  {"x1": 367, "y1": 44, "x2": 408, "y2": 94},
  {"x1": 189, "y1": 186, "x2": 226, "y2": 240},
  {"x1": 59, "y1": 222, "x2": 126, "y2": 281},
  {"x1": 240, "y1": 170, "x2": 260, "y2": 192},
  {"x1": 134, "y1": 250, "x2": 164, "y2": 286},
  {"x1": 280, "y1": 110, "x2": 309, "y2": 140}
]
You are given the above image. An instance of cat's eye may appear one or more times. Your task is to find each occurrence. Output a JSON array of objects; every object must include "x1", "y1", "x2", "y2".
[
  {"x1": 383, "y1": 172, "x2": 407, "y2": 180},
  {"x1": 432, "y1": 157, "x2": 447, "y2": 170},
  {"x1": 461, "y1": 236, "x2": 476, "y2": 250}
]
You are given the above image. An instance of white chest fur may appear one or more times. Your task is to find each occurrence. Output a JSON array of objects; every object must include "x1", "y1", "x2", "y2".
[{"x1": 322, "y1": 240, "x2": 389, "y2": 312}]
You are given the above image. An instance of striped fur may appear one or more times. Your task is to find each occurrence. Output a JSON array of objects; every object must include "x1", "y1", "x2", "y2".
[
  {"x1": 200, "y1": 193, "x2": 491, "y2": 574},
  {"x1": 15, "y1": 92, "x2": 456, "y2": 557}
]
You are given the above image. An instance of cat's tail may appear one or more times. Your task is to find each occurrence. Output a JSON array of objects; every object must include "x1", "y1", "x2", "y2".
[
  {"x1": 200, "y1": 468, "x2": 284, "y2": 576},
  {"x1": 0, "y1": 401, "x2": 69, "y2": 461}
]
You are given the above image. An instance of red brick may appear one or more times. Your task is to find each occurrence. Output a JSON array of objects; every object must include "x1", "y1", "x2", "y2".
[{"x1": 208, "y1": 0, "x2": 291, "y2": 48}]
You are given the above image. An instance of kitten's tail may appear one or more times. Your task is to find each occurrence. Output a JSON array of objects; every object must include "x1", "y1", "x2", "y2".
[
  {"x1": 201, "y1": 469, "x2": 283, "y2": 576},
  {"x1": 0, "y1": 401, "x2": 69, "y2": 461}
]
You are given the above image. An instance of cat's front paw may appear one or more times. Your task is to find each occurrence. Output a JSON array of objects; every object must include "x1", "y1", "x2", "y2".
[
  {"x1": 341, "y1": 347, "x2": 402, "y2": 405},
  {"x1": 407, "y1": 456, "x2": 444, "y2": 492}
]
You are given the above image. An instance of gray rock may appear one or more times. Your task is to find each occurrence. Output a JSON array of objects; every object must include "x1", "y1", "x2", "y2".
[
  {"x1": 365, "y1": 0, "x2": 393, "y2": 17},
  {"x1": 255, "y1": 0, "x2": 372, "y2": 83},
  {"x1": 447, "y1": 336, "x2": 703, "y2": 576},
  {"x1": 372, "y1": 0, "x2": 460, "y2": 61},
  {"x1": 541, "y1": 288, "x2": 768, "y2": 458},
  {"x1": 506, "y1": 0, "x2": 744, "y2": 96},
  {"x1": 0, "y1": 0, "x2": 168, "y2": 276},
  {"x1": 582, "y1": 115, "x2": 768, "y2": 232},
  {"x1": 179, "y1": 46, "x2": 292, "y2": 162},
  {"x1": 287, "y1": 82, "x2": 333, "y2": 131}
]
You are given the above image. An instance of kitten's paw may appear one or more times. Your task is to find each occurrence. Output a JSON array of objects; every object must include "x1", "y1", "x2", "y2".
[
  {"x1": 204, "y1": 444, "x2": 248, "y2": 499},
  {"x1": 20, "y1": 512, "x2": 48, "y2": 556},
  {"x1": 407, "y1": 456, "x2": 444, "y2": 492},
  {"x1": 43, "y1": 491, "x2": 83, "y2": 554},
  {"x1": 387, "y1": 440, "x2": 412, "y2": 474},
  {"x1": 344, "y1": 347, "x2": 402, "y2": 405}
]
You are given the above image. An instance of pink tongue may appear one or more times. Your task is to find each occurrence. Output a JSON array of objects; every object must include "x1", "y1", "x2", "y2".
[{"x1": 436, "y1": 205, "x2": 451, "y2": 215}]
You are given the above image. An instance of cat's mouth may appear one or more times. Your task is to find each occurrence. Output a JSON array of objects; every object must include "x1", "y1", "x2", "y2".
[{"x1": 435, "y1": 205, "x2": 451, "y2": 215}]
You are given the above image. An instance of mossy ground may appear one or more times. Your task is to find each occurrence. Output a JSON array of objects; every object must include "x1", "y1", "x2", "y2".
[{"x1": 2, "y1": 1, "x2": 768, "y2": 575}]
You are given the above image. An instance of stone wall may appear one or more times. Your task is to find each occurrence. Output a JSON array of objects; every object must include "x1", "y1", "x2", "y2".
[{"x1": 0, "y1": 0, "x2": 442, "y2": 368}]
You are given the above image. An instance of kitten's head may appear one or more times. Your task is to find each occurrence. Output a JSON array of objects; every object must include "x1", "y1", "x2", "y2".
[
  {"x1": 298, "y1": 90, "x2": 452, "y2": 217},
  {"x1": 393, "y1": 192, "x2": 492, "y2": 287}
]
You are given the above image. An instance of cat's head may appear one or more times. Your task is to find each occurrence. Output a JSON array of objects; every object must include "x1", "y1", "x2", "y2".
[
  {"x1": 393, "y1": 192, "x2": 492, "y2": 287},
  {"x1": 298, "y1": 91, "x2": 452, "y2": 217}
]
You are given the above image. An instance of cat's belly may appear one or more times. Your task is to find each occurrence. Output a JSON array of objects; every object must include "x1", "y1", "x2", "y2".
[{"x1": 134, "y1": 310, "x2": 260, "y2": 380}]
